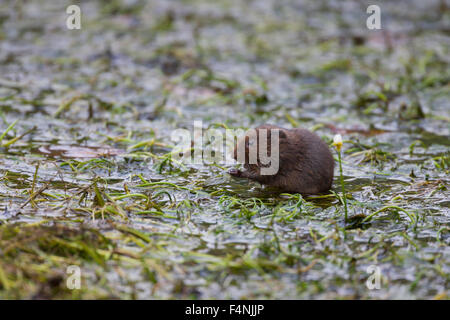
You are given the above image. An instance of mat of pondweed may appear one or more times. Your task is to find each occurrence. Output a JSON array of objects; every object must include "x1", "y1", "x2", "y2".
[{"x1": 0, "y1": 0, "x2": 448, "y2": 299}]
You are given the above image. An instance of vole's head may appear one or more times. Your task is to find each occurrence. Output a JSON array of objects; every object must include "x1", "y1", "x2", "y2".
[{"x1": 233, "y1": 125, "x2": 287, "y2": 171}]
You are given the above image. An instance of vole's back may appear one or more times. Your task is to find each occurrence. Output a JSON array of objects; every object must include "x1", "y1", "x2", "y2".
[
  {"x1": 282, "y1": 128, "x2": 334, "y2": 194},
  {"x1": 259, "y1": 125, "x2": 334, "y2": 194}
]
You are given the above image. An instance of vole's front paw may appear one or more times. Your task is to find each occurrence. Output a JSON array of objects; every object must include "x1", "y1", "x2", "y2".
[{"x1": 228, "y1": 168, "x2": 242, "y2": 177}]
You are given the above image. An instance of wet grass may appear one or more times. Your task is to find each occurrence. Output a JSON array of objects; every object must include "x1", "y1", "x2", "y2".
[{"x1": 0, "y1": 0, "x2": 449, "y2": 299}]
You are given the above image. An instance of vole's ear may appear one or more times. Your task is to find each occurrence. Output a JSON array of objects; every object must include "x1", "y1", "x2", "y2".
[{"x1": 267, "y1": 129, "x2": 287, "y2": 140}]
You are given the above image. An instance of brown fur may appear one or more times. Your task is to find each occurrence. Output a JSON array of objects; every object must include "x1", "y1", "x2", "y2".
[{"x1": 229, "y1": 124, "x2": 334, "y2": 194}]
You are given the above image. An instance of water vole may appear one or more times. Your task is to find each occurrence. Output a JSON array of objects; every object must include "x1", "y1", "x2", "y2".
[{"x1": 229, "y1": 124, "x2": 334, "y2": 194}]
